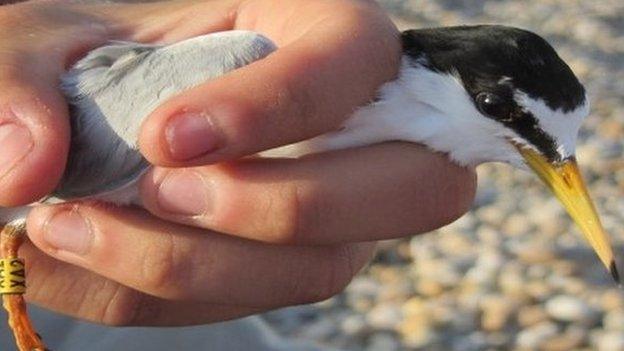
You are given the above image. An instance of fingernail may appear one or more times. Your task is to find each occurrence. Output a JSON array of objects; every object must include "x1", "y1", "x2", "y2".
[
  {"x1": 157, "y1": 171, "x2": 210, "y2": 216},
  {"x1": 0, "y1": 123, "x2": 33, "y2": 178},
  {"x1": 44, "y1": 210, "x2": 93, "y2": 255},
  {"x1": 165, "y1": 113, "x2": 219, "y2": 160}
]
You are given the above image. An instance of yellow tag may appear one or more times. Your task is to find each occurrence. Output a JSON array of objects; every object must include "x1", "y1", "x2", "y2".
[{"x1": 0, "y1": 258, "x2": 26, "y2": 294}]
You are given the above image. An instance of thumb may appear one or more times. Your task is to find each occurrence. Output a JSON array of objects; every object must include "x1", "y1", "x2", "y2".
[
  {"x1": 0, "y1": 65, "x2": 70, "y2": 205},
  {"x1": 0, "y1": 0, "x2": 127, "y2": 205}
]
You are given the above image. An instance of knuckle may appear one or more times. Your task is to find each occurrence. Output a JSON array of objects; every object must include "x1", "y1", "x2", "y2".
[
  {"x1": 278, "y1": 68, "x2": 318, "y2": 128},
  {"x1": 323, "y1": 245, "x2": 359, "y2": 297},
  {"x1": 291, "y1": 185, "x2": 324, "y2": 244},
  {"x1": 435, "y1": 165, "x2": 477, "y2": 226},
  {"x1": 138, "y1": 232, "x2": 190, "y2": 297},
  {"x1": 254, "y1": 183, "x2": 301, "y2": 244},
  {"x1": 292, "y1": 246, "x2": 358, "y2": 305},
  {"x1": 112, "y1": 293, "x2": 164, "y2": 327},
  {"x1": 263, "y1": 183, "x2": 320, "y2": 244},
  {"x1": 99, "y1": 286, "x2": 143, "y2": 327},
  {"x1": 209, "y1": 96, "x2": 274, "y2": 153}
]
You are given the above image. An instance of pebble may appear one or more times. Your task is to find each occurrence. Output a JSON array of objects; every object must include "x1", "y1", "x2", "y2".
[
  {"x1": 451, "y1": 332, "x2": 489, "y2": 351},
  {"x1": 515, "y1": 242, "x2": 557, "y2": 264},
  {"x1": 438, "y1": 233, "x2": 473, "y2": 255},
  {"x1": 517, "y1": 305, "x2": 549, "y2": 328},
  {"x1": 498, "y1": 263, "x2": 528, "y2": 299},
  {"x1": 476, "y1": 225, "x2": 502, "y2": 246},
  {"x1": 367, "y1": 332, "x2": 401, "y2": 351},
  {"x1": 480, "y1": 295, "x2": 516, "y2": 332},
  {"x1": 545, "y1": 295, "x2": 599, "y2": 325},
  {"x1": 475, "y1": 204, "x2": 503, "y2": 225},
  {"x1": 603, "y1": 309, "x2": 624, "y2": 330},
  {"x1": 600, "y1": 289, "x2": 624, "y2": 310},
  {"x1": 593, "y1": 331, "x2": 624, "y2": 351},
  {"x1": 340, "y1": 314, "x2": 367, "y2": 335},
  {"x1": 548, "y1": 275, "x2": 587, "y2": 295},
  {"x1": 550, "y1": 260, "x2": 577, "y2": 276},
  {"x1": 540, "y1": 326, "x2": 586, "y2": 351},
  {"x1": 450, "y1": 311, "x2": 479, "y2": 333},
  {"x1": 515, "y1": 321, "x2": 559, "y2": 349},
  {"x1": 503, "y1": 214, "x2": 532, "y2": 237},
  {"x1": 399, "y1": 322, "x2": 436, "y2": 349},
  {"x1": 415, "y1": 279, "x2": 445, "y2": 297},
  {"x1": 378, "y1": 280, "x2": 414, "y2": 302},
  {"x1": 346, "y1": 276, "x2": 379, "y2": 299},
  {"x1": 465, "y1": 249, "x2": 505, "y2": 286},
  {"x1": 526, "y1": 264, "x2": 550, "y2": 280},
  {"x1": 486, "y1": 332, "x2": 511, "y2": 348},
  {"x1": 399, "y1": 299, "x2": 436, "y2": 348},
  {"x1": 366, "y1": 303, "x2": 402, "y2": 330},
  {"x1": 525, "y1": 280, "x2": 553, "y2": 300},
  {"x1": 429, "y1": 303, "x2": 454, "y2": 327}
]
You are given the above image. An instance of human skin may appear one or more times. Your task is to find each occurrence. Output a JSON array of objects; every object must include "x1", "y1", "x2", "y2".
[{"x1": 0, "y1": 0, "x2": 475, "y2": 326}]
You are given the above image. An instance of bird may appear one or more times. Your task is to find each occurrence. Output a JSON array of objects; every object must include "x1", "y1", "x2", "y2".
[{"x1": 0, "y1": 25, "x2": 618, "y2": 351}]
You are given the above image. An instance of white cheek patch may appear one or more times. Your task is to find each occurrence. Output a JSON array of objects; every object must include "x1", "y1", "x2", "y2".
[{"x1": 514, "y1": 91, "x2": 589, "y2": 158}]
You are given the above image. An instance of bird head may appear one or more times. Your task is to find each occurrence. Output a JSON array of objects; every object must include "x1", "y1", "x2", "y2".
[{"x1": 401, "y1": 25, "x2": 617, "y2": 281}]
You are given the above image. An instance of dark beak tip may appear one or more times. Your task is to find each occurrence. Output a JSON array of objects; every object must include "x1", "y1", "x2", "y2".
[{"x1": 610, "y1": 260, "x2": 620, "y2": 285}]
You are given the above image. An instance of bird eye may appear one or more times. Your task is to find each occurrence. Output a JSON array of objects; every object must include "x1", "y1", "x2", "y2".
[{"x1": 476, "y1": 92, "x2": 513, "y2": 121}]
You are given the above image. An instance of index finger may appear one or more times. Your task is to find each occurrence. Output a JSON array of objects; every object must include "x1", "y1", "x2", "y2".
[{"x1": 138, "y1": 0, "x2": 400, "y2": 166}]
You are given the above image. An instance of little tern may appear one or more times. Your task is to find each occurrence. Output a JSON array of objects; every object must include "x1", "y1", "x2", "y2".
[{"x1": 0, "y1": 26, "x2": 618, "y2": 351}]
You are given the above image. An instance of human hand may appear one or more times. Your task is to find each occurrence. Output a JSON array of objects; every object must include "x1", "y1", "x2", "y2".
[{"x1": 1, "y1": 0, "x2": 476, "y2": 326}]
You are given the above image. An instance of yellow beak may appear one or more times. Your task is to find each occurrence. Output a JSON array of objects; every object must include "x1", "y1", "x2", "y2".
[{"x1": 517, "y1": 146, "x2": 619, "y2": 283}]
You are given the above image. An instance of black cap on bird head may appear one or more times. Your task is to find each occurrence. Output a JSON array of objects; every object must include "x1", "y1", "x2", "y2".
[{"x1": 401, "y1": 25, "x2": 587, "y2": 162}]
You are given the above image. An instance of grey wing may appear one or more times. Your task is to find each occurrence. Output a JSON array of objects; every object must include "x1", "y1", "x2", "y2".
[{"x1": 54, "y1": 30, "x2": 277, "y2": 200}]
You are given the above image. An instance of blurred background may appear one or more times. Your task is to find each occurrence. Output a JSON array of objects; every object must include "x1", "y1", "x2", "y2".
[{"x1": 263, "y1": 1, "x2": 624, "y2": 350}]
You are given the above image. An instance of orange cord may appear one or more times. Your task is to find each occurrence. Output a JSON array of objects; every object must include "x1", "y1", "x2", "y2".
[{"x1": 1, "y1": 223, "x2": 48, "y2": 351}]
